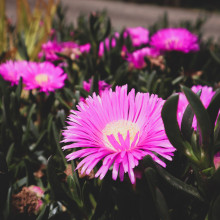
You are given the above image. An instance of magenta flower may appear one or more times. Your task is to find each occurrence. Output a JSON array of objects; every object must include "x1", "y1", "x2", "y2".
[
  {"x1": 79, "y1": 43, "x2": 91, "y2": 54},
  {"x1": 0, "y1": 60, "x2": 28, "y2": 85},
  {"x1": 38, "y1": 40, "x2": 90, "y2": 61},
  {"x1": 38, "y1": 40, "x2": 62, "y2": 61},
  {"x1": 150, "y1": 28, "x2": 199, "y2": 53},
  {"x1": 124, "y1": 27, "x2": 149, "y2": 47},
  {"x1": 98, "y1": 32, "x2": 120, "y2": 57},
  {"x1": 62, "y1": 85, "x2": 175, "y2": 184},
  {"x1": 127, "y1": 47, "x2": 161, "y2": 69},
  {"x1": 177, "y1": 85, "x2": 215, "y2": 129},
  {"x1": 80, "y1": 78, "x2": 111, "y2": 102},
  {"x1": 22, "y1": 61, "x2": 67, "y2": 93}
]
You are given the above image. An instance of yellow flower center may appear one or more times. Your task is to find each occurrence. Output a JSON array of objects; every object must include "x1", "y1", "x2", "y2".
[
  {"x1": 35, "y1": 74, "x2": 49, "y2": 85},
  {"x1": 102, "y1": 120, "x2": 140, "y2": 151}
]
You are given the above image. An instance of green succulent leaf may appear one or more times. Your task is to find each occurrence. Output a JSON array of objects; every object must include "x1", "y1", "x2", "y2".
[
  {"x1": 142, "y1": 155, "x2": 205, "y2": 202},
  {"x1": 15, "y1": 77, "x2": 23, "y2": 103},
  {"x1": 36, "y1": 205, "x2": 49, "y2": 220},
  {"x1": 46, "y1": 156, "x2": 84, "y2": 218},
  {"x1": 181, "y1": 103, "x2": 194, "y2": 143},
  {"x1": 208, "y1": 194, "x2": 220, "y2": 220},
  {"x1": 155, "y1": 187, "x2": 170, "y2": 220}
]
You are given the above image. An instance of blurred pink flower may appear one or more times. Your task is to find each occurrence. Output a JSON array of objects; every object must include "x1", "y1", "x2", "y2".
[
  {"x1": 150, "y1": 28, "x2": 199, "y2": 53},
  {"x1": 50, "y1": 28, "x2": 56, "y2": 37},
  {"x1": 80, "y1": 78, "x2": 111, "y2": 102},
  {"x1": 127, "y1": 47, "x2": 161, "y2": 69},
  {"x1": 177, "y1": 85, "x2": 216, "y2": 129},
  {"x1": 98, "y1": 32, "x2": 120, "y2": 56},
  {"x1": 124, "y1": 27, "x2": 149, "y2": 47},
  {"x1": 0, "y1": 60, "x2": 28, "y2": 85},
  {"x1": 79, "y1": 43, "x2": 91, "y2": 54},
  {"x1": 22, "y1": 61, "x2": 67, "y2": 93},
  {"x1": 61, "y1": 41, "x2": 78, "y2": 48},
  {"x1": 70, "y1": 31, "x2": 74, "y2": 37},
  {"x1": 38, "y1": 40, "x2": 62, "y2": 61},
  {"x1": 38, "y1": 40, "x2": 90, "y2": 61},
  {"x1": 62, "y1": 85, "x2": 175, "y2": 184}
]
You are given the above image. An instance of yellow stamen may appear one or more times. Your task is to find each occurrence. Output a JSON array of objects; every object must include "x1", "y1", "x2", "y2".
[
  {"x1": 35, "y1": 74, "x2": 49, "y2": 85},
  {"x1": 102, "y1": 120, "x2": 140, "y2": 151}
]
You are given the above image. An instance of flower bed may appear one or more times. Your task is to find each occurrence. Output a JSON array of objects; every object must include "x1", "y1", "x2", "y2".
[{"x1": 0, "y1": 1, "x2": 220, "y2": 219}]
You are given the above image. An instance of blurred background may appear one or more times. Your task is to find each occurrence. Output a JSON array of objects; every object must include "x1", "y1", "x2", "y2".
[{"x1": 5, "y1": 0, "x2": 220, "y2": 41}]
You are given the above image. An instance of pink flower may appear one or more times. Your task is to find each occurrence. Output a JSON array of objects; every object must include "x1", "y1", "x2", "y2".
[
  {"x1": 28, "y1": 185, "x2": 44, "y2": 197},
  {"x1": 61, "y1": 41, "x2": 78, "y2": 48},
  {"x1": 177, "y1": 85, "x2": 215, "y2": 129},
  {"x1": 29, "y1": 185, "x2": 44, "y2": 212},
  {"x1": 124, "y1": 27, "x2": 149, "y2": 47},
  {"x1": 12, "y1": 185, "x2": 44, "y2": 215},
  {"x1": 38, "y1": 40, "x2": 90, "y2": 61},
  {"x1": 127, "y1": 47, "x2": 161, "y2": 69},
  {"x1": 62, "y1": 85, "x2": 175, "y2": 184},
  {"x1": 50, "y1": 28, "x2": 56, "y2": 37},
  {"x1": 150, "y1": 28, "x2": 199, "y2": 53},
  {"x1": 80, "y1": 78, "x2": 111, "y2": 102},
  {"x1": 22, "y1": 61, "x2": 67, "y2": 93},
  {"x1": 38, "y1": 40, "x2": 62, "y2": 61},
  {"x1": 79, "y1": 43, "x2": 91, "y2": 54},
  {"x1": 98, "y1": 32, "x2": 119, "y2": 57},
  {"x1": 27, "y1": 185, "x2": 44, "y2": 213},
  {"x1": 0, "y1": 60, "x2": 28, "y2": 85}
]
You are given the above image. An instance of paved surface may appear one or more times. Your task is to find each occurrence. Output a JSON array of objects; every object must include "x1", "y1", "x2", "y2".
[{"x1": 5, "y1": 0, "x2": 220, "y2": 41}]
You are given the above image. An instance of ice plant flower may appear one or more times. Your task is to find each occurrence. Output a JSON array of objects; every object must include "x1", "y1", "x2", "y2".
[
  {"x1": 98, "y1": 32, "x2": 120, "y2": 56},
  {"x1": 63, "y1": 43, "x2": 91, "y2": 60},
  {"x1": 62, "y1": 85, "x2": 175, "y2": 184},
  {"x1": 12, "y1": 185, "x2": 44, "y2": 215},
  {"x1": 0, "y1": 60, "x2": 28, "y2": 85},
  {"x1": 150, "y1": 28, "x2": 199, "y2": 53},
  {"x1": 177, "y1": 85, "x2": 216, "y2": 130},
  {"x1": 78, "y1": 43, "x2": 91, "y2": 54},
  {"x1": 127, "y1": 47, "x2": 161, "y2": 69},
  {"x1": 124, "y1": 27, "x2": 149, "y2": 47},
  {"x1": 61, "y1": 41, "x2": 90, "y2": 55},
  {"x1": 38, "y1": 40, "x2": 90, "y2": 61},
  {"x1": 21, "y1": 61, "x2": 67, "y2": 93},
  {"x1": 38, "y1": 40, "x2": 62, "y2": 61}
]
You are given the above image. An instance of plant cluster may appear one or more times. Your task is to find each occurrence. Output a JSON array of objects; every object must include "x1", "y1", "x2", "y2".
[{"x1": 0, "y1": 1, "x2": 220, "y2": 219}]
